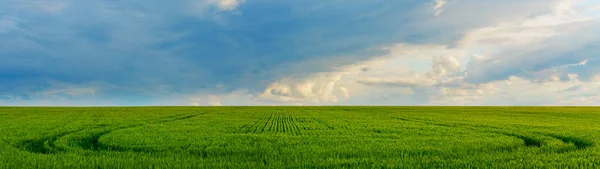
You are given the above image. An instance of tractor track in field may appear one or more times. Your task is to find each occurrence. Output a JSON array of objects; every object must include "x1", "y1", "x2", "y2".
[
  {"x1": 19, "y1": 129, "x2": 87, "y2": 154},
  {"x1": 392, "y1": 117, "x2": 593, "y2": 151},
  {"x1": 76, "y1": 114, "x2": 199, "y2": 152},
  {"x1": 16, "y1": 113, "x2": 201, "y2": 154}
]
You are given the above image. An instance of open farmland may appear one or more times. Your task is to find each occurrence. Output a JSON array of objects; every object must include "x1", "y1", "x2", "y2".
[{"x1": 0, "y1": 107, "x2": 599, "y2": 168}]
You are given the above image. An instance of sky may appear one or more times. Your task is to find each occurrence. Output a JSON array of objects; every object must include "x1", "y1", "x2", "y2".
[{"x1": 1, "y1": 0, "x2": 600, "y2": 106}]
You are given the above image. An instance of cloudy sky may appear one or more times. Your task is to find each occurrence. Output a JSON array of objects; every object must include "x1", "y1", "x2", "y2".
[{"x1": 1, "y1": 0, "x2": 599, "y2": 106}]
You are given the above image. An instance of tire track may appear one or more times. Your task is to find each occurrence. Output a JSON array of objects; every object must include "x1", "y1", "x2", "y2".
[
  {"x1": 392, "y1": 117, "x2": 593, "y2": 151},
  {"x1": 18, "y1": 129, "x2": 86, "y2": 154},
  {"x1": 16, "y1": 113, "x2": 200, "y2": 154},
  {"x1": 76, "y1": 114, "x2": 198, "y2": 152}
]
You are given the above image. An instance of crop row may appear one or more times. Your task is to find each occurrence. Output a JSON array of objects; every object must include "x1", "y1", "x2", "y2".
[{"x1": 237, "y1": 112, "x2": 335, "y2": 135}]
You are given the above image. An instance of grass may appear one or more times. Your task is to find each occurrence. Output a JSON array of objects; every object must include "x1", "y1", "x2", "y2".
[{"x1": 0, "y1": 106, "x2": 599, "y2": 168}]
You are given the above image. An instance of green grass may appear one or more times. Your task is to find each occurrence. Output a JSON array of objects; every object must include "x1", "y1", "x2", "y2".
[{"x1": 1, "y1": 107, "x2": 599, "y2": 168}]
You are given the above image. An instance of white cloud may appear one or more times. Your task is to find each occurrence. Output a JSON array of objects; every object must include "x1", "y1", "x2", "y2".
[
  {"x1": 460, "y1": 0, "x2": 599, "y2": 83},
  {"x1": 190, "y1": 0, "x2": 245, "y2": 14},
  {"x1": 251, "y1": 0, "x2": 600, "y2": 106},
  {"x1": 209, "y1": 101, "x2": 222, "y2": 106},
  {"x1": 339, "y1": 86, "x2": 350, "y2": 99},
  {"x1": 258, "y1": 72, "x2": 346, "y2": 104},
  {"x1": 426, "y1": 75, "x2": 600, "y2": 105},
  {"x1": 432, "y1": 0, "x2": 447, "y2": 16},
  {"x1": 5, "y1": 0, "x2": 597, "y2": 106},
  {"x1": 459, "y1": 11, "x2": 592, "y2": 48},
  {"x1": 427, "y1": 55, "x2": 461, "y2": 78},
  {"x1": 184, "y1": 0, "x2": 246, "y2": 24},
  {"x1": 358, "y1": 76, "x2": 436, "y2": 87},
  {"x1": 256, "y1": 43, "x2": 468, "y2": 105},
  {"x1": 186, "y1": 89, "x2": 266, "y2": 106},
  {"x1": 578, "y1": 59, "x2": 588, "y2": 66},
  {"x1": 587, "y1": 4, "x2": 600, "y2": 11},
  {"x1": 216, "y1": 0, "x2": 245, "y2": 11}
]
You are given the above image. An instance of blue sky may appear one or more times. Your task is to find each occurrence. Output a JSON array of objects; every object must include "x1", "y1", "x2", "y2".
[{"x1": 1, "y1": 0, "x2": 600, "y2": 106}]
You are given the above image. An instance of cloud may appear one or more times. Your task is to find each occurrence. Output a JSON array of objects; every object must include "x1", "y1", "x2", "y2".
[
  {"x1": 258, "y1": 72, "x2": 346, "y2": 104},
  {"x1": 254, "y1": 42, "x2": 469, "y2": 104},
  {"x1": 0, "y1": 82, "x2": 101, "y2": 106},
  {"x1": 358, "y1": 76, "x2": 436, "y2": 88},
  {"x1": 461, "y1": 0, "x2": 599, "y2": 83},
  {"x1": 216, "y1": 0, "x2": 245, "y2": 11},
  {"x1": 255, "y1": 0, "x2": 600, "y2": 106},
  {"x1": 210, "y1": 101, "x2": 222, "y2": 106},
  {"x1": 427, "y1": 55, "x2": 461, "y2": 78},
  {"x1": 559, "y1": 85, "x2": 581, "y2": 93},
  {"x1": 1, "y1": 1, "x2": 431, "y2": 102},
  {"x1": 458, "y1": 14, "x2": 590, "y2": 48},
  {"x1": 587, "y1": 4, "x2": 600, "y2": 11},
  {"x1": 189, "y1": 0, "x2": 246, "y2": 18},
  {"x1": 432, "y1": 0, "x2": 447, "y2": 16},
  {"x1": 339, "y1": 86, "x2": 350, "y2": 99},
  {"x1": 202, "y1": 95, "x2": 223, "y2": 106},
  {"x1": 426, "y1": 76, "x2": 600, "y2": 106},
  {"x1": 1, "y1": 0, "x2": 600, "y2": 106}
]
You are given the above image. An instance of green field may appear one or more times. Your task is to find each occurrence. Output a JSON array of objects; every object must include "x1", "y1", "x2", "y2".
[{"x1": 0, "y1": 107, "x2": 599, "y2": 168}]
